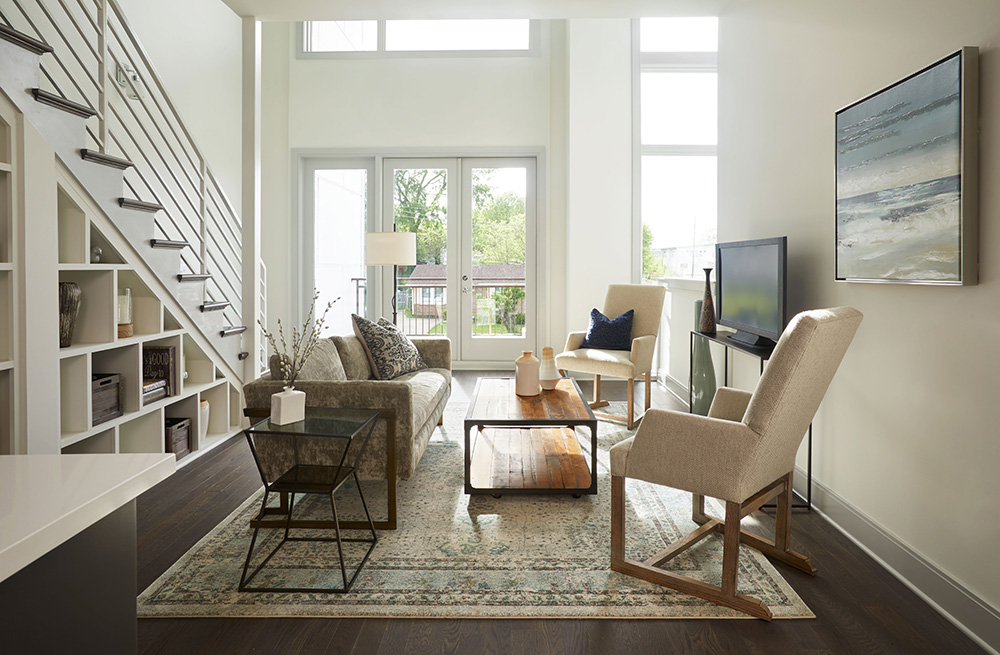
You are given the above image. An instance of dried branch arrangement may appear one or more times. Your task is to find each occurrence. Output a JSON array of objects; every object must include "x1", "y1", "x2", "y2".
[{"x1": 258, "y1": 290, "x2": 338, "y2": 388}]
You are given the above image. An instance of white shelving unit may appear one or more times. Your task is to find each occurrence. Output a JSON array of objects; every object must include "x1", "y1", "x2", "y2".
[
  {"x1": 0, "y1": 92, "x2": 18, "y2": 454},
  {"x1": 54, "y1": 171, "x2": 242, "y2": 464}
]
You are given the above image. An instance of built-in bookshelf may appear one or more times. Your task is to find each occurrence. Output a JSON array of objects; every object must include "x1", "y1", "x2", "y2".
[{"x1": 55, "y1": 175, "x2": 241, "y2": 463}]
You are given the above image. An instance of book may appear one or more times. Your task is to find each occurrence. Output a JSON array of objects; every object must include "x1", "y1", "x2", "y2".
[
  {"x1": 142, "y1": 345, "x2": 177, "y2": 396},
  {"x1": 142, "y1": 378, "x2": 167, "y2": 393},
  {"x1": 142, "y1": 387, "x2": 168, "y2": 404}
]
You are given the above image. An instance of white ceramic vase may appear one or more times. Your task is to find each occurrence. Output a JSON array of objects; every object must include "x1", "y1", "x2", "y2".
[
  {"x1": 515, "y1": 350, "x2": 540, "y2": 397},
  {"x1": 271, "y1": 386, "x2": 306, "y2": 425},
  {"x1": 538, "y1": 346, "x2": 560, "y2": 390}
]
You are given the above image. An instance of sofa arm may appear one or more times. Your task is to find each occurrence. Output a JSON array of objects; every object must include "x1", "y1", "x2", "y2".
[{"x1": 412, "y1": 336, "x2": 451, "y2": 370}]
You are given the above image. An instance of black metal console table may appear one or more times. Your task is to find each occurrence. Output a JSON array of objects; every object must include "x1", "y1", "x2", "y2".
[{"x1": 689, "y1": 329, "x2": 812, "y2": 510}]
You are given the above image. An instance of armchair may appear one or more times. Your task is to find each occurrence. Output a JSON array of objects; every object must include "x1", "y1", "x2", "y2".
[
  {"x1": 556, "y1": 284, "x2": 665, "y2": 429},
  {"x1": 609, "y1": 306, "x2": 863, "y2": 619}
]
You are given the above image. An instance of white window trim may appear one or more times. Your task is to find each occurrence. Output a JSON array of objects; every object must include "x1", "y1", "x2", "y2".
[
  {"x1": 296, "y1": 20, "x2": 542, "y2": 59},
  {"x1": 632, "y1": 18, "x2": 718, "y2": 282}
]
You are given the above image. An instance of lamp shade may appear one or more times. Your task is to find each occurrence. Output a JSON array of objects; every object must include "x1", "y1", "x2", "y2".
[{"x1": 365, "y1": 231, "x2": 417, "y2": 266}]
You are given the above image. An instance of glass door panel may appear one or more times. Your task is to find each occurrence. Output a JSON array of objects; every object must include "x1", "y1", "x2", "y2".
[
  {"x1": 305, "y1": 160, "x2": 374, "y2": 336},
  {"x1": 382, "y1": 159, "x2": 458, "y2": 340},
  {"x1": 461, "y1": 158, "x2": 535, "y2": 361}
]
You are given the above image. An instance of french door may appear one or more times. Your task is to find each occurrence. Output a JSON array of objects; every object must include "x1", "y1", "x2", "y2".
[{"x1": 382, "y1": 157, "x2": 536, "y2": 363}]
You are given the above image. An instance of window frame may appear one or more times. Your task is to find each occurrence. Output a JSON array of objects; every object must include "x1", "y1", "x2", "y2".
[
  {"x1": 632, "y1": 19, "x2": 718, "y2": 282},
  {"x1": 297, "y1": 19, "x2": 542, "y2": 59}
]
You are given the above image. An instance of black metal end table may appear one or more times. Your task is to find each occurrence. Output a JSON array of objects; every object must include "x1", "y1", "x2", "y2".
[{"x1": 239, "y1": 407, "x2": 380, "y2": 593}]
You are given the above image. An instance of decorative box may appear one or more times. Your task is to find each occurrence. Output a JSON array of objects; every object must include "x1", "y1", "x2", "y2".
[
  {"x1": 92, "y1": 374, "x2": 124, "y2": 426},
  {"x1": 165, "y1": 417, "x2": 191, "y2": 459}
]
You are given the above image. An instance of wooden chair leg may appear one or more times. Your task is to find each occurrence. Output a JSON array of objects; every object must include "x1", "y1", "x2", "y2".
[
  {"x1": 692, "y1": 493, "x2": 709, "y2": 525},
  {"x1": 775, "y1": 472, "x2": 792, "y2": 552},
  {"x1": 644, "y1": 371, "x2": 651, "y2": 412},
  {"x1": 589, "y1": 374, "x2": 609, "y2": 410},
  {"x1": 611, "y1": 475, "x2": 626, "y2": 566},
  {"x1": 626, "y1": 377, "x2": 636, "y2": 429},
  {"x1": 721, "y1": 501, "x2": 741, "y2": 597}
]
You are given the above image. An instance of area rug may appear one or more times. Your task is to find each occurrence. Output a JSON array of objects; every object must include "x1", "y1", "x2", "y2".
[{"x1": 137, "y1": 402, "x2": 812, "y2": 619}]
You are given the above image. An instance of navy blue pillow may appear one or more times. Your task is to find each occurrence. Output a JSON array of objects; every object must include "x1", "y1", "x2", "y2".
[{"x1": 581, "y1": 308, "x2": 634, "y2": 351}]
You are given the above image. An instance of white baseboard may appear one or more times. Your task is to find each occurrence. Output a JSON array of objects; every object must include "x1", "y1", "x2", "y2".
[{"x1": 794, "y1": 467, "x2": 1000, "y2": 655}]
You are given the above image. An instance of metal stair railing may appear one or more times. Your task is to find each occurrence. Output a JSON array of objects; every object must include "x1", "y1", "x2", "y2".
[{"x1": 0, "y1": 0, "x2": 246, "y2": 333}]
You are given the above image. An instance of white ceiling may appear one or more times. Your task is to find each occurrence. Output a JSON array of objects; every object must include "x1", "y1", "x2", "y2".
[{"x1": 220, "y1": 0, "x2": 725, "y2": 22}]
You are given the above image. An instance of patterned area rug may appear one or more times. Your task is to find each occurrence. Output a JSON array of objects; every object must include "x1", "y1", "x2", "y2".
[{"x1": 137, "y1": 402, "x2": 812, "y2": 619}]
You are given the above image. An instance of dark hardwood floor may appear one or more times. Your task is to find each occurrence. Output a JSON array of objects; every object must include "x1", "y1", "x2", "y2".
[{"x1": 136, "y1": 371, "x2": 985, "y2": 655}]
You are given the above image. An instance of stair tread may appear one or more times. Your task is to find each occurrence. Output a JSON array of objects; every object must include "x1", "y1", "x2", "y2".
[
  {"x1": 177, "y1": 273, "x2": 212, "y2": 281},
  {"x1": 119, "y1": 197, "x2": 164, "y2": 212},
  {"x1": 0, "y1": 24, "x2": 54, "y2": 55},
  {"x1": 31, "y1": 88, "x2": 97, "y2": 118},
  {"x1": 150, "y1": 239, "x2": 189, "y2": 249},
  {"x1": 81, "y1": 148, "x2": 133, "y2": 169},
  {"x1": 220, "y1": 326, "x2": 247, "y2": 337}
]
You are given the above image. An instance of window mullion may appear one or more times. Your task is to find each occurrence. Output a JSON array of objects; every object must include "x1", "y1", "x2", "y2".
[{"x1": 378, "y1": 20, "x2": 386, "y2": 52}]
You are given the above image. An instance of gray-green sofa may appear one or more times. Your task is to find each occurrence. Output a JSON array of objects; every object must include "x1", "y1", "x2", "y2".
[{"x1": 243, "y1": 335, "x2": 451, "y2": 480}]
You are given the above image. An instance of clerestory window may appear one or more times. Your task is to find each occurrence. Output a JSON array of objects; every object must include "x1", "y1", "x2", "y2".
[
  {"x1": 635, "y1": 17, "x2": 718, "y2": 281},
  {"x1": 300, "y1": 20, "x2": 539, "y2": 58}
]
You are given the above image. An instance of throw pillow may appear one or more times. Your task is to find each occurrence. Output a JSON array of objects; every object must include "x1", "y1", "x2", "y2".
[
  {"x1": 331, "y1": 335, "x2": 375, "y2": 380},
  {"x1": 351, "y1": 314, "x2": 427, "y2": 380},
  {"x1": 580, "y1": 307, "x2": 634, "y2": 351},
  {"x1": 269, "y1": 338, "x2": 347, "y2": 382}
]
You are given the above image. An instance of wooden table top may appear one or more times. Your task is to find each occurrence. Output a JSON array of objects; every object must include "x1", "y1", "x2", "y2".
[{"x1": 465, "y1": 377, "x2": 595, "y2": 425}]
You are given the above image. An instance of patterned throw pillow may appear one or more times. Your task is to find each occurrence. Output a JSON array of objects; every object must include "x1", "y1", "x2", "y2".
[
  {"x1": 580, "y1": 307, "x2": 634, "y2": 351},
  {"x1": 351, "y1": 314, "x2": 427, "y2": 380}
]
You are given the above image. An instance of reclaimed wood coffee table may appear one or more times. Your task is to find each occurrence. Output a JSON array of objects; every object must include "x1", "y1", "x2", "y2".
[{"x1": 464, "y1": 377, "x2": 598, "y2": 496}]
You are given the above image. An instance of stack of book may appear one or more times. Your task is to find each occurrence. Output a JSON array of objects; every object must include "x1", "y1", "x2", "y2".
[{"x1": 142, "y1": 379, "x2": 168, "y2": 405}]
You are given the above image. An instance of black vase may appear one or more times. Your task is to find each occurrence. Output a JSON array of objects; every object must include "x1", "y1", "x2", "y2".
[
  {"x1": 59, "y1": 281, "x2": 82, "y2": 348},
  {"x1": 699, "y1": 268, "x2": 716, "y2": 334}
]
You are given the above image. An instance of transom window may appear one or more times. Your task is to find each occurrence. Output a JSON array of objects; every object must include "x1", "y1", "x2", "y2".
[
  {"x1": 636, "y1": 17, "x2": 718, "y2": 281},
  {"x1": 301, "y1": 20, "x2": 538, "y2": 57}
]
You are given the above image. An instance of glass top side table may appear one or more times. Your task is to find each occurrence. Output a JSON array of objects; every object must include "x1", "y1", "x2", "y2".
[{"x1": 240, "y1": 406, "x2": 380, "y2": 593}]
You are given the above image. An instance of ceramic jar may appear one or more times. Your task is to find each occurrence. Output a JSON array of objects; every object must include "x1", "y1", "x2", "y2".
[
  {"x1": 271, "y1": 386, "x2": 306, "y2": 425},
  {"x1": 538, "y1": 346, "x2": 560, "y2": 390},
  {"x1": 515, "y1": 350, "x2": 540, "y2": 396}
]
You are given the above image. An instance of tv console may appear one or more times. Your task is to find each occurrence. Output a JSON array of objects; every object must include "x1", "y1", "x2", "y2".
[{"x1": 689, "y1": 329, "x2": 812, "y2": 510}]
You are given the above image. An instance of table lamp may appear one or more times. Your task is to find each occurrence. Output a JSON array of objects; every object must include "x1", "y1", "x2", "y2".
[{"x1": 365, "y1": 230, "x2": 417, "y2": 326}]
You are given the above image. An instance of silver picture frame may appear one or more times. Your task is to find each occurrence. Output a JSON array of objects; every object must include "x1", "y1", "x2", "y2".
[{"x1": 835, "y1": 47, "x2": 978, "y2": 285}]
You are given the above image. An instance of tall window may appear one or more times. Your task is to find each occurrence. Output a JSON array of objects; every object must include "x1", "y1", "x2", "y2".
[
  {"x1": 301, "y1": 20, "x2": 538, "y2": 57},
  {"x1": 637, "y1": 18, "x2": 718, "y2": 280}
]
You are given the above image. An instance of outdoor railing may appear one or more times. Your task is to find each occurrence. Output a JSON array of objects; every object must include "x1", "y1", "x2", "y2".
[{"x1": 0, "y1": 0, "x2": 243, "y2": 329}]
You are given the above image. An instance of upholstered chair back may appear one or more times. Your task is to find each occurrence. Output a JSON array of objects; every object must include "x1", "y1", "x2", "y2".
[
  {"x1": 602, "y1": 284, "x2": 666, "y2": 340},
  {"x1": 741, "y1": 306, "x2": 863, "y2": 492}
]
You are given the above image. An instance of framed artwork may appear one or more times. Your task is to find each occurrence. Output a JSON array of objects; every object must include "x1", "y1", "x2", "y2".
[{"x1": 835, "y1": 47, "x2": 978, "y2": 285}]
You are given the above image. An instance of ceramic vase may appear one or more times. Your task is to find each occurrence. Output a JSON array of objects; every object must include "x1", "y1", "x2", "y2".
[
  {"x1": 699, "y1": 267, "x2": 716, "y2": 334},
  {"x1": 515, "y1": 350, "x2": 540, "y2": 397},
  {"x1": 271, "y1": 386, "x2": 306, "y2": 425},
  {"x1": 58, "y1": 281, "x2": 82, "y2": 348},
  {"x1": 199, "y1": 399, "x2": 210, "y2": 440},
  {"x1": 691, "y1": 300, "x2": 717, "y2": 416},
  {"x1": 538, "y1": 346, "x2": 560, "y2": 390}
]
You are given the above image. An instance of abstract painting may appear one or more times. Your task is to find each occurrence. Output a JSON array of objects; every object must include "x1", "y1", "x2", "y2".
[{"x1": 835, "y1": 48, "x2": 978, "y2": 285}]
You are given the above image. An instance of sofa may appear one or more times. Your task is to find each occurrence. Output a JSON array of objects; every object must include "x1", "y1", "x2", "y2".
[{"x1": 243, "y1": 335, "x2": 451, "y2": 480}]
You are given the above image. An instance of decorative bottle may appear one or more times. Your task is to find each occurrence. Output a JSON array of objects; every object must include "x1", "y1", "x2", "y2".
[
  {"x1": 538, "y1": 346, "x2": 560, "y2": 390},
  {"x1": 515, "y1": 350, "x2": 540, "y2": 397},
  {"x1": 699, "y1": 267, "x2": 716, "y2": 334},
  {"x1": 691, "y1": 299, "x2": 717, "y2": 416}
]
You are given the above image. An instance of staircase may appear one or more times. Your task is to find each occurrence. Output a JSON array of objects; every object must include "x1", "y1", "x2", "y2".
[{"x1": 0, "y1": 4, "x2": 252, "y2": 376}]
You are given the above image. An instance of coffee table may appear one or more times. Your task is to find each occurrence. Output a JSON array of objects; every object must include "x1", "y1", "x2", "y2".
[{"x1": 464, "y1": 377, "x2": 598, "y2": 496}]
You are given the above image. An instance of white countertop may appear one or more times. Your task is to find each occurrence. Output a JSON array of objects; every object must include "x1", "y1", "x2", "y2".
[{"x1": 0, "y1": 453, "x2": 175, "y2": 584}]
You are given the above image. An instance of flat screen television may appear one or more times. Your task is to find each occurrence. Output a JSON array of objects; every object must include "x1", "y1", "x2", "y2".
[{"x1": 715, "y1": 236, "x2": 787, "y2": 348}]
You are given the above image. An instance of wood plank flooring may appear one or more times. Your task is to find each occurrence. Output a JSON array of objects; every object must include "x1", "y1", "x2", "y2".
[{"x1": 136, "y1": 371, "x2": 987, "y2": 655}]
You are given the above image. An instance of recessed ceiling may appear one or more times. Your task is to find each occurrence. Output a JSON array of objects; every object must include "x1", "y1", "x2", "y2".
[{"x1": 220, "y1": 0, "x2": 723, "y2": 22}]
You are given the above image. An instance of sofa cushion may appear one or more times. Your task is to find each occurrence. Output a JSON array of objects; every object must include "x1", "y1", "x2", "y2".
[
  {"x1": 331, "y1": 335, "x2": 373, "y2": 380},
  {"x1": 269, "y1": 338, "x2": 346, "y2": 382},
  {"x1": 351, "y1": 314, "x2": 427, "y2": 380}
]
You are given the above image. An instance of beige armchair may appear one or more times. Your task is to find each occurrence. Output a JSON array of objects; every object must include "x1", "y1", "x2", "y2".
[
  {"x1": 609, "y1": 306, "x2": 863, "y2": 619},
  {"x1": 556, "y1": 284, "x2": 666, "y2": 429}
]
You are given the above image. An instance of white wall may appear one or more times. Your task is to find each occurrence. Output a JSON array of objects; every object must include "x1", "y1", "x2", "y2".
[
  {"x1": 261, "y1": 22, "x2": 560, "y2": 344},
  {"x1": 719, "y1": 0, "x2": 1000, "y2": 628},
  {"x1": 564, "y1": 19, "x2": 634, "y2": 333},
  {"x1": 115, "y1": 0, "x2": 244, "y2": 214}
]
